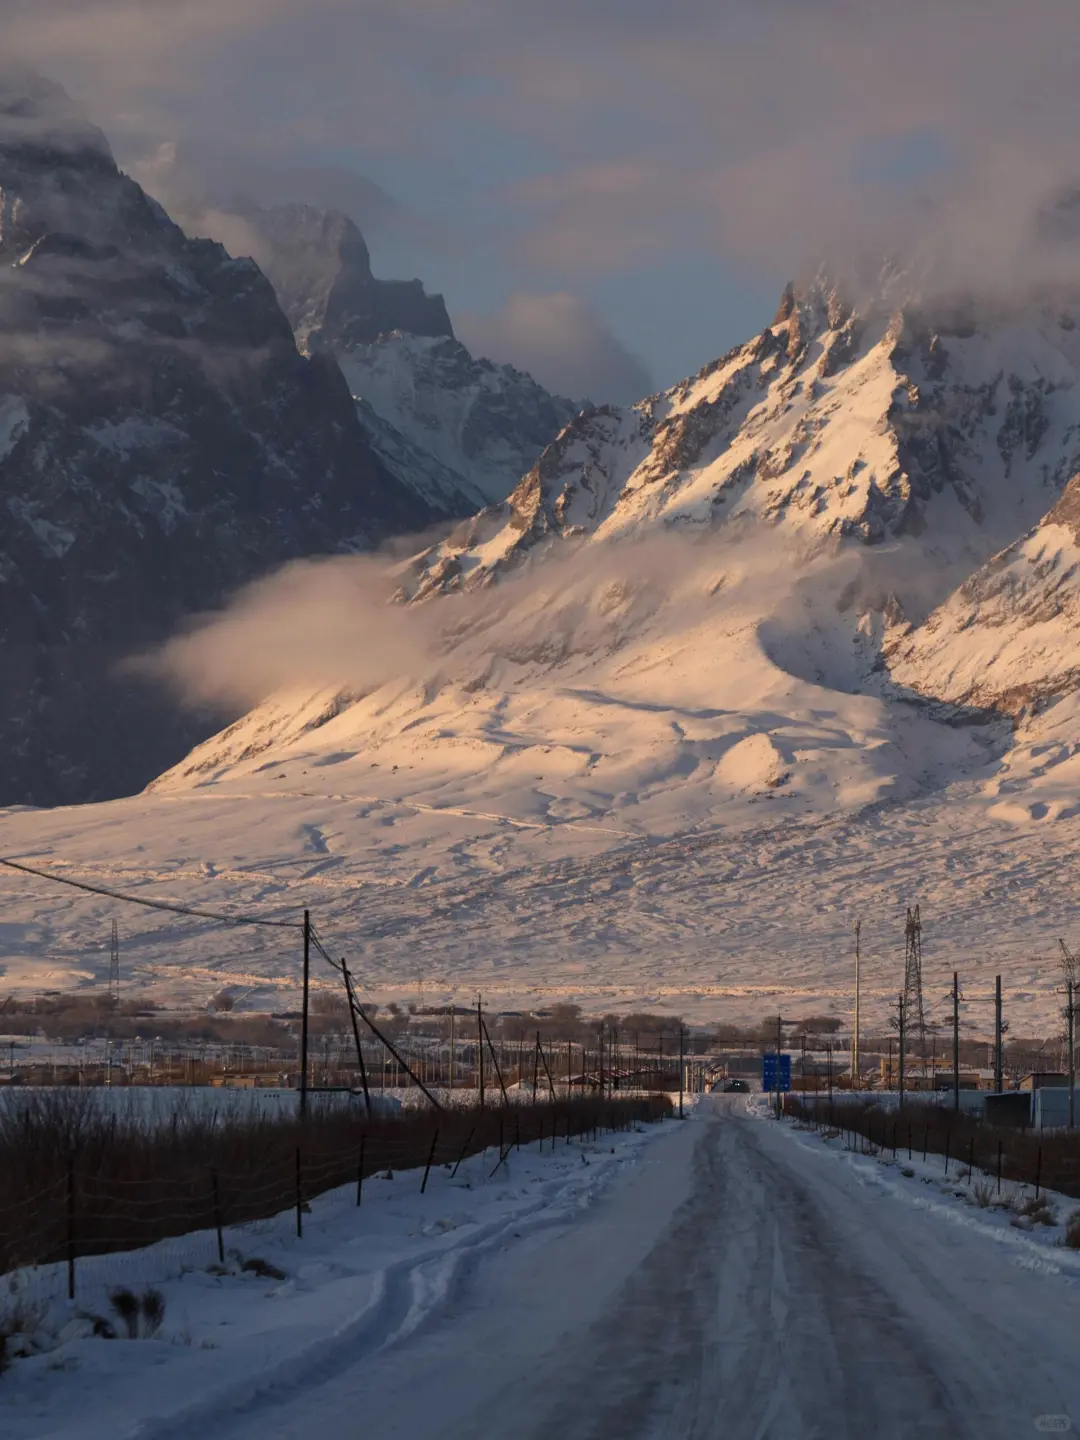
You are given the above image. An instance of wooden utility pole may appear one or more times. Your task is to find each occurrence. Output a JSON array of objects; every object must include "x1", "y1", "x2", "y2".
[
  {"x1": 299, "y1": 910, "x2": 311, "y2": 1119},
  {"x1": 775, "y1": 1013, "x2": 783, "y2": 1119},
  {"x1": 853, "y1": 918, "x2": 861, "y2": 1088},
  {"x1": 598, "y1": 1022, "x2": 604, "y2": 1100},
  {"x1": 678, "y1": 1025, "x2": 685, "y2": 1118},
  {"x1": 897, "y1": 994, "x2": 906, "y2": 1113},
  {"x1": 1069, "y1": 980, "x2": 1076, "y2": 1131},
  {"x1": 1060, "y1": 943, "x2": 1078, "y2": 1129},
  {"x1": 994, "y1": 975, "x2": 1004, "y2": 1096},
  {"x1": 477, "y1": 996, "x2": 485, "y2": 1111},
  {"x1": 951, "y1": 971, "x2": 961, "y2": 1115},
  {"x1": 449, "y1": 1008, "x2": 455, "y2": 1091}
]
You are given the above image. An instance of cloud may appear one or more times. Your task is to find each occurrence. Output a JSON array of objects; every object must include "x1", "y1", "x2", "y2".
[
  {"x1": 140, "y1": 526, "x2": 832, "y2": 713},
  {"x1": 457, "y1": 292, "x2": 653, "y2": 404},
  {"x1": 124, "y1": 140, "x2": 405, "y2": 251},
  {"x1": 8, "y1": 1, "x2": 1080, "y2": 365}
]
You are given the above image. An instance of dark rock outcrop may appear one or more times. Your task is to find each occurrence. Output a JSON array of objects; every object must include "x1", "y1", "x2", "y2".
[{"x1": 0, "y1": 72, "x2": 438, "y2": 807}]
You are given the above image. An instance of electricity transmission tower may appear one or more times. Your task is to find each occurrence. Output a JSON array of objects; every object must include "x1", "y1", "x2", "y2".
[
  {"x1": 109, "y1": 920, "x2": 120, "y2": 1003},
  {"x1": 902, "y1": 906, "x2": 929, "y2": 1075}
]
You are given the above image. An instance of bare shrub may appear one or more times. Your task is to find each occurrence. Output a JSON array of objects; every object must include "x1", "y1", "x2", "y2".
[
  {"x1": 1017, "y1": 1195, "x2": 1057, "y2": 1226},
  {"x1": 210, "y1": 989, "x2": 236, "y2": 1013},
  {"x1": 140, "y1": 1289, "x2": 165, "y2": 1337},
  {"x1": 109, "y1": 1288, "x2": 139, "y2": 1339},
  {"x1": 109, "y1": 1286, "x2": 166, "y2": 1338},
  {"x1": 241, "y1": 1257, "x2": 285, "y2": 1281},
  {"x1": 0, "y1": 1283, "x2": 47, "y2": 1372},
  {"x1": 971, "y1": 1179, "x2": 995, "y2": 1209}
]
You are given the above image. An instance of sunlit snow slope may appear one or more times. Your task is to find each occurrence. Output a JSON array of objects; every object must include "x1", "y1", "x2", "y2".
[{"x1": 6, "y1": 275, "x2": 1080, "y2": 1032}]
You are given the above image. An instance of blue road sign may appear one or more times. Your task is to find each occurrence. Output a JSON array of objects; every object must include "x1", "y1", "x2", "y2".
[{"x1": 762, "y1": 1053, "x2": 791, "y2": 1092}]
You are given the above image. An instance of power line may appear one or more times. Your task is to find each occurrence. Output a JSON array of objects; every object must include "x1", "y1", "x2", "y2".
[{"x1": 0, "y1": 856, "x2": 303, "y2": 929}]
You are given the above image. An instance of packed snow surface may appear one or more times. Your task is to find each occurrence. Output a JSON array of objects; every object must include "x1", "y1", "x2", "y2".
[{"x1": 8, "y1": 1099, "x2": 1080, "y2": 1438}]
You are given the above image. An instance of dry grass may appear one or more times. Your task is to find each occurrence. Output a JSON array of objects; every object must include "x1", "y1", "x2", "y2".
[
  {"x1": 0, "y1": 1089, "x2": 670, "y2": 1278},
  {"x1": 786, "y1": 1096, "x2": 1080, "y2": 1202}
]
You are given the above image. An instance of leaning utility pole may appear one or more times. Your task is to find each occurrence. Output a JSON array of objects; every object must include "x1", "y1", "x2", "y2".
[
  {"x1": 902, "y1": 906, "x2": 928, "y2": 1076},
  {"x1": 853, "y1": 918, "x2": 861, "y2": 1088}
]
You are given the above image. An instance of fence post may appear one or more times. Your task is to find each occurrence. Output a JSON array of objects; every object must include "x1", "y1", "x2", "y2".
[
  {"x1": 450, "y1": 1127, "x2": 475, "y2": 1179},
  {"x1": 907, "y1": 1123, "x2": 912, "y2": 1161},
  {"x1": 66, "y1": 1157, "x2": 76, "y2": 1301},
  {"x1": 356, "y1": 1134, "x2": 366, "y2": 1208},
  {"x1": 923, "y1": 1126, "x2": 929, "y2": 1163},
  {"x1": 967, "y1": 1135, "x2": 975, "y2": 1180},
  {"x1": 1035, "y1": 1146, "x2": 1043, "y2": 1202},
  {"x1": 295, "y1": 1148, "x2": 303, "y2": 1239},
  {"x1": 944, "y1": 1130, "x2": 950, "y2": 1178},
  {"x1": 421, "y1": 1129, "x2": 440, "y2": 1194},
  {"x1": 211, "y1": 1169, "x2": 224, "y2": 1265},
  {"x1": 996, "y1": 1139, "x2": 1003, "y2": 1195},
  {"x1": 538, "y1": 1116, "x2": 545, "y2": 1151}
]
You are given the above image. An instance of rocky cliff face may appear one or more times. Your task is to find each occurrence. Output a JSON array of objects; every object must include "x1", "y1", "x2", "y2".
[
  {"x1": 0, "y1": 72, "x2": 438, "y2": 807},
  {"x1": 243, "y1": 204, "x2": 581, "y2": 514},
  {"x1": 246, "y1": 203, "x2": 453, "y2": 353},
  {"x1": 338, "y1": 333, "x2": 581, "y2": 511},
  {"x1": 402, "y1": 272, "x2": 1080, "y2": 604}
]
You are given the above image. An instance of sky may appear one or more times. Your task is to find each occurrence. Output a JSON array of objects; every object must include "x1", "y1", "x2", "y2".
[{"x1": 8, "y1": 1, "x2": 1080, "y2": 402}]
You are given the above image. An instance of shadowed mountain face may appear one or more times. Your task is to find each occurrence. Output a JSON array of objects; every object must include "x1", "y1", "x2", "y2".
[
  {"x1": 247, "y1": 203, "x2": 454, "y2": 353},
  {"x1": 245, "y1": 203, "x2": 579, "y2": 514},
  {"x1": 0, "y1": 72, "x2": 440, "y2": 808}
]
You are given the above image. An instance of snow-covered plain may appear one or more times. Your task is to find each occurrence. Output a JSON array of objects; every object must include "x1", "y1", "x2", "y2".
[
  {"x1": 9, "y1": 1098, "x2": 1078, "y2": 1439},
  {"x1": 0, "y1": 1113, "x2": 668, "y2": 1440}
]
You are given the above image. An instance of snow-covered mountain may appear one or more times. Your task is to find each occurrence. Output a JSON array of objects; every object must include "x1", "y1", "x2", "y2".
[
  {"x1": 338, "y1": 334, "x2": 581, "y2": 510},
  {"x1": 156, "y1": 268, "x2": 1080, "y2": 837},
  {"x1": 887, "y1": 475, "x2": 1080, "y2": 714},
  {"x1": 10, "y1": 266, "x2": 1080, "y2": 1028},
  {"x1": 245, "y1": 204, "x2": 581, "y2": 513},
  {"x1": 405, "y1": 274, "x2": 1080, "y2": 604},
  {"x1": 0, "y1": 71, "x2": 440, "y2": 808}
]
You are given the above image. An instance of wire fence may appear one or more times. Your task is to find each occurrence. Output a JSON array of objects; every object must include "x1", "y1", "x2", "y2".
[
  {"x1": 0, "y1": 1091, "x2": 671, "y2": 1316},
  {"x1": 785, "y1": 1094, "x2": 1080, "y2": 1202}
]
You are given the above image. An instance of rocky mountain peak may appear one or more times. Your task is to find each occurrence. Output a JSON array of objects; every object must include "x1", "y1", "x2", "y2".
[
  {"x1": 245, "y1": 201, "x2": 453, "y2": 352},
  {"x1": 0, "y1": 66, "x2": 112, "y2": 164},
  {"x1": 0, "y1": 75, "x2": 440, "y2": 807}
]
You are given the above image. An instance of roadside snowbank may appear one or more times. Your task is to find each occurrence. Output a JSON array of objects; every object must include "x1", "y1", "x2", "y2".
[
  {"x1": 769, "y1": 1105, "x2": 1080, "y2": 1285},
  {"x1": 0, "y1": 1119, "x2": 670, "y2": 1440}
]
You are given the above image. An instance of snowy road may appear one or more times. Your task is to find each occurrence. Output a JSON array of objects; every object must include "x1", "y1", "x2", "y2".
[{"x1": 207, "y1": 1099, "x2": 1080, "y2": 1440}]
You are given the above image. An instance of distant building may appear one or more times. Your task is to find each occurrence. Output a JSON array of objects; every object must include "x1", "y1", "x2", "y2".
[
  {"x1": 932, "y1": 1073, "x2": 981, "y2": 1092},
  {"x1": 1020, "y1": 1072, "x2": 1068, "y2": 1091}
]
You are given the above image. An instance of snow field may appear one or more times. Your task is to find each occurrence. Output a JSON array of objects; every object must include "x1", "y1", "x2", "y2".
[
  {"x1": 766, "y1": 1099, "x2": 1080, "y2": 1284},
  {"x1": 0, "y1": 1114, "x2": 672, "y2": 1440}
]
